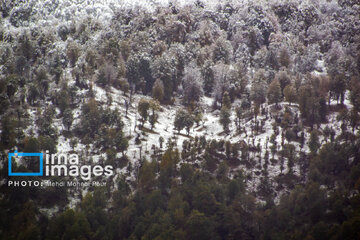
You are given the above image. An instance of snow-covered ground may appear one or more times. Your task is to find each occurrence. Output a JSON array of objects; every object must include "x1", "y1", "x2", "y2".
[{"x1": 3, "y1": 0, "x2": 358, "y2": 209}]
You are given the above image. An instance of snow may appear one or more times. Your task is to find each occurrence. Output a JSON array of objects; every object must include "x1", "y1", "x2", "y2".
[{"x1": 4, "y1": 0, "x2": 359, "y2": 211}]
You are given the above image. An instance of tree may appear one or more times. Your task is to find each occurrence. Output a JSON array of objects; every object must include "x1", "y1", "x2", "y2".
[
  {"x1": 201, "y1": 60, "x2": 215, "y2": 96},
  {"x1": 279, "y1": 47, "x2": 291, "y2": 68},
  {"x1": 182, "y1": 66, "x2": 203, "y2": 105},
  {"x1": 267, "y1": 79, "x2": 282, "y2": 105},
  {"x1": 284, "y1": 85, "x2": 296, "y2": 105},
  {"x1": 235, "y1": 104, "x2": 243, "y2": 130},
  {"x1": 251, "y1": 69, "x2": 267, "y2": 106},
  {"x1": 119, "y1": 78, "x2": 130, "y2": 95},
  {"x1": 330, "y1": 74, "x2": 346, "y2": 104},
  {"x1": 212, "y1": 63, "x2": 231, "y2": 106},
  {"x1": 57, "y1": 86, "x2": 70, "y2": 114},
  {"x1": 174, "y1": 109, "x2": 193, "y2": 135},
  {"x1": 66, "y1": 41, "x2": 80, "y2": 67},
  {"x1": 275, "y1": 71, "x2": 291, "y2": 96},
  {"x1": 137, "y1": 98, "x2": 150, "y2": 127},
  {"x1": 309, "y1": 130, "x2": 320, "y2": 154},
  {"x1": 4, "y1": 74, "x2": 18, "y2": 99},
  {"x1": 138, "y1": 159, "x2": 157, "y2": 193},
  {"x1": 152, "y1": 79, "x2": 164, "y2": 103},
  {"x1": 1, "y1": 114, "x2": 17, "y2": 149},
  {"x1": 298, "y1": 84, "x2": 320, "y2": 125},
  {"x1": 159, "y1": 136, "x2": 164, "y2": 149},
  {"x1": 350, "y1": 79, "x2": 360, "y2": 112},
  {"x1": 151, "y1": 54, "x2": 176, "y2": 102},
  {"x1": 183, "y1": 114, "x2": 194, "y2": 135},
  {"x1": 222, "y1": 91, "x2": 231, "y2": 109},
  {"x1": 349, "y1": 108, "x2": 360, "y2": 133},
  {"x1": 9, "y1": 202, "x2": 41, "y2": 240},
  {"x1": 36, "y1": 66, "x2": 49, "y2": 97},
  {"x1": 37, "y1": 106, "x2": 57, "y2": 139},
  {"x1": 185, "y1": 210, "x2": 216, "y2": 240},
  {"x1": 126, "y1": 54, "x2": 141, "y2": 89},
  {"x1": 174, "y1": 109, "x2": 187, "y2": 133},
  {"x1": 149, "y1": 100, "x2": 160, "y2": 130},
  {"x1": 62, "y1": 108, "x2": 73, "y2": 131},
  {"x1": 212, "y1": 36, "x2": 233, "y2": 64},
  {"x1": 220, "y1": 106, "x2": 231, "y2": 134},
  {"x1": 97, "y1": 63, "x2": 118, "y2": 87},
  {"x1": 77, "y1": 98, "x2": 101, "y2": 138},
  {"x1": 27, "y1": 84, "x2": 39, "y2": 106}
]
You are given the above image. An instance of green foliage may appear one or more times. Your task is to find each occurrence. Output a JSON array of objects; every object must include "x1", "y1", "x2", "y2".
[
  {"x1": 284, "y1": 84, "x2": 296, "y2": 105},
  {"x1": 152, "y1": 79, "x2": 164, "y2": 103},
  {"x1": 309, "y1": 130, "x2": 320, "y2": 154},
  {"x1": 62, "y1": 108, "x2": 73, "y2": 131},
  {"x1": 174, "y1": 109, "x2": 194, "y2": 135},
  {"x1": 1, "y1": 3, "x2": 360, "y2": 240},
  {"x1": 222, "y1": 91, "x2": 231, "y2": 109},
  {"x1": 37, "y1": 106, "x2": 58, "y2": 140},
  {"x1": 185, "y1": 210, "x2": 217, "y2": 240},
  {"x1": 0, "y1": 114, "x2": 17, "y2": 149},
  {"x1": 66, "y1": 41, "x2": 80, "y2": 67},
  {"x1": 267, "y1": 79, "x2": 282, "y2": 105},
  {"x1": 219, "y1": 106, "x2": 231, "y2": 133},
  {"x1": 138, "y1": 98, "x2": 150, "y2": 127}
]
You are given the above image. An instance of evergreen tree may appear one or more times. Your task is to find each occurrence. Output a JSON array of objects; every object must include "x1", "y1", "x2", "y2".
[
  {"x1": 220, "y1": 106, "x2": 231, "y2": 134},
  {"x1": 174, "y1": 109, "x2": 187, "y2": 134},
  {"x1": 62, "y1": 108, "x2": 73, "y2": 131},
  {"x1": 284, "y1": 84, "x2": 296, "y2": 105},
  {"x1": 267, "y1": 79, "x2": 282, "y2": 105},
  {"x1": 222, "y1": 91, "x2": 231, "y2": 109},
  {"x1": 149, "y1": 100, "x2": 160, "y2": 130},
  {"x1": 279, "y1": 47, "x2": 291, "y2": 68},
  {"x1": 309, "y1": 130, "x2": 320, "y2": 154},
  {"x1": 138, "y1": 98, "x2": 150, "y2": 127},
  {"x1": 182, "y1": 66, "x2": 203, "y2": 105},
  {"x1": 152, "y1": 79, "x2": 164, "y2": 103}
]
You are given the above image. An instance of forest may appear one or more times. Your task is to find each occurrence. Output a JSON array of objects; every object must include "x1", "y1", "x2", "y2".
[{"x1": 0, "y1": 0, "x2": 360, "y2": 239}]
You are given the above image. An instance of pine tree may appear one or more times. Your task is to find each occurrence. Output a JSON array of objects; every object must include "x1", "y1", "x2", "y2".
[
  {"x1": 182, "y1": 66, "x2": 203, "y2": 105},
  {"x1": 138, "y1": 98, "x2": 150, "y2": 127},
  {"x1": 149, "y1": 100, "x2": 160, "y2": 130},
  {"x1": 66, "y1": 41, "x2": 80, "y2": 67},
  {"x1": 174, "y1": 109, "x2": 187, "y2": 134},
  {"x1": 62, "y1": 108, "x2": 73, "y2": 131},
  {"x1": 309, "y1": 130, "x2": 320, "y2": 154},
  {"x1": 219, "y1": 106, "x2": 231, "y2": 134},
  {"x1": 251, "y1": 69, "x2": 267, "y2": 106},
  {"x1": 152, "y1": 79, "x2": 164, "y2": 103},
  {"x1": 222, "y1": 91, "x2": 231, "y2": 109},
  {"x1": 267, "y1": 79, "x2": 282, "y2": 105},
  {"x1": 284, "y1": 85, "x2": 296, "y2": 105},
  {"x1": 279, "y1": 47, "x2": 291, "y2": 68}
]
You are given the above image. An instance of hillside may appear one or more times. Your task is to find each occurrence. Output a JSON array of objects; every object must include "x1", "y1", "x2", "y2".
[{"x1": 1, "y1": 0, "x2": 360, "y2": 239}]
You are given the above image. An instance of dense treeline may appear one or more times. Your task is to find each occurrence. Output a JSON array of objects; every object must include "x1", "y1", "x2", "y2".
[{"x1": 1, "y1": 134, "x2": 360, "y2": 239}]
